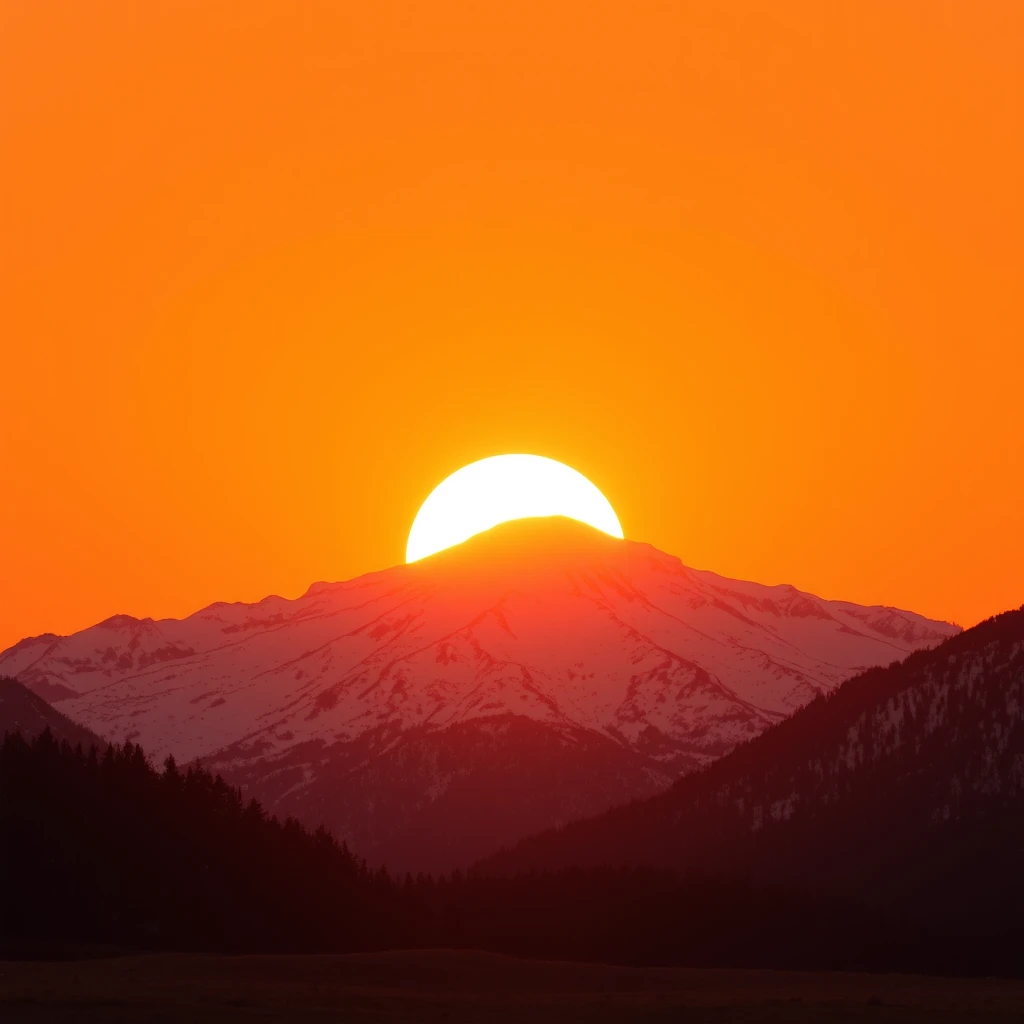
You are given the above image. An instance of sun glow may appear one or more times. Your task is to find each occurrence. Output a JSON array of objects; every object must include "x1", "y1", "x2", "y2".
[{"x1": 406, "y1": 455, "x2": 623, "y2": 562}]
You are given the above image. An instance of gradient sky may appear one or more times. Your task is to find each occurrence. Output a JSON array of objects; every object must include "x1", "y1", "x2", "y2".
[{"x1": 2, "y1": 1, "x2": 1022, "y2": 650}]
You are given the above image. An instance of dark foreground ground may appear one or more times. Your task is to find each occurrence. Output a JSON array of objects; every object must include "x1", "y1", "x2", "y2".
[{"x1": 3, "y1": 949, "x2": 1024, "y2": 1023}]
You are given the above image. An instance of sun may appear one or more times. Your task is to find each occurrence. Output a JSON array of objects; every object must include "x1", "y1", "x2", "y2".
[{"x1": 406, "y1": 455, "x2": 623, "y2": 562}]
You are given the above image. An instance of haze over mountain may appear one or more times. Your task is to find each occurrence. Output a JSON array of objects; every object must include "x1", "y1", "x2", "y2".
[{"x1": 0, "y1": 518, "x2": 958, "y2": 870}]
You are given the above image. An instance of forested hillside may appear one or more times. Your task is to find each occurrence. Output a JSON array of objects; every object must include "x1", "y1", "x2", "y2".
[
  {"x1": 0, "y1": 730, "x2": 392, "y2": 951},
  {"x1": 481, "y1": 607, "x2": 1024, "y2": 901}
]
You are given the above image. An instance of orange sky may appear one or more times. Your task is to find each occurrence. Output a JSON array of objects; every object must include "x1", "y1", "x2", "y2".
[{"x1": 2, "y1": 1, "x2": 1022, "y2": 650}]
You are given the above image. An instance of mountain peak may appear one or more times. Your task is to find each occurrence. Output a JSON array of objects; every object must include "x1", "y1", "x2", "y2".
[
  {"x1": 409, "y1": 515, "x2": 634, "y2": 576},
  {"x1": 432, "y1": 513, "x2": 620, "y2": 552}
]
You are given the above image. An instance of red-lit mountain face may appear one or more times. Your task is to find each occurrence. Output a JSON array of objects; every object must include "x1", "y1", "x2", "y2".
[{"x1": 0, "y1": 519, "x2": 958, "y2": 871}]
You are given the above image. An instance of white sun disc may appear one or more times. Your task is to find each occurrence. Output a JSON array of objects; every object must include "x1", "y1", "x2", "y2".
[{"x1": 406, "y1": 454, "x2": 623, "y2": 562}]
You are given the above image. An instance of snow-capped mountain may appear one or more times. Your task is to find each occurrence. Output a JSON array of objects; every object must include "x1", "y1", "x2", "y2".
[{"x1": 0, "y1": 518, "x2": 958, "y2": 869}]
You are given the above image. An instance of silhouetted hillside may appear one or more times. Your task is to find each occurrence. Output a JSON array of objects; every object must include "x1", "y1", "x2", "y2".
[
  {"x1": 0, "y1": 730, "x2": 393, "y2": 952},
  {"x1": 480, "y1": 608, "x2": 1024, "y2": 893},
  {"x1": 0, "y1": 676, "x2": 104, "y2": 748}
]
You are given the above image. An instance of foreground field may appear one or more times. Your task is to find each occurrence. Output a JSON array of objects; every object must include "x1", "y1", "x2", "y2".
[{"x1": 2, "y1": 949, "x2": 1024, "y2": 1022}]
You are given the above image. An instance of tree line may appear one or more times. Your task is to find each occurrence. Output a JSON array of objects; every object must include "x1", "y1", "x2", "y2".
[{"x1": 3, "y1": 726, "x2": 1023, "y2": 976}]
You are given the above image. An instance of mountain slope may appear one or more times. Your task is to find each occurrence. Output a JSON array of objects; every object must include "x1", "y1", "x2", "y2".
[
  {"x1": 0, "y1": 676, "x2": 105, "y2": 749},
  {"x1": 0, "y1": 518, "x2": 958, "y2": 869},
  {"x1": 480, "y1": 605, "x2": 1024, "y2": 889}
]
